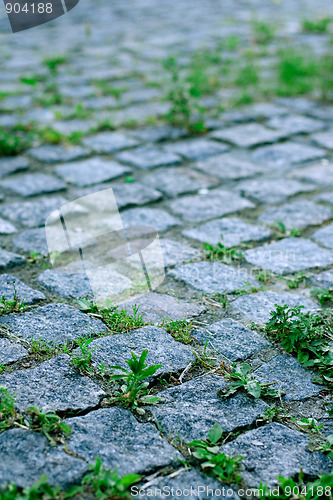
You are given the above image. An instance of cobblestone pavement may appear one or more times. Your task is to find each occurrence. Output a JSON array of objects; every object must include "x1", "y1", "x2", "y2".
[{"x1": 1, "y1": 0, "x2": 333, "y2": 496}]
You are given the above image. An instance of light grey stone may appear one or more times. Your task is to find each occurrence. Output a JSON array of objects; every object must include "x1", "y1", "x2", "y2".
[
  {"x1": 82, "y1": 132, "x2": 139, "y2": 153},
  {"x1": 254, "y1": 354, "x2": 323, "y2": 401},
  {"x1": 52, "y1": 119, "x2": 93, "y2": 135},
  {"x1": 211, "y1": 123, "x2": 285, "y2": 148},
  {"x1": 0, "y1": 303, "x2": 107, "y2": 345},
  {"x1": 0, "y1": 248, "x2": 25, "y2": 270},
  {"x1": 0, "y1": 217, "x2": 16, "y2": 234},
  {"x1": 142, "y1": 167, "x2": 216, "y2": 197},
  {"x1": 244, "y1": 238, "x2": 333, "y2": 274},
  {"x1": 291, "y1": 163, "x2": 333, "y2": 186},
  {"x1": 267, "y1": 115, "x2": 325, "y2": 135},
  {"x1": 0, "y1": 428, "x2": 88, "y2": 489},
  {"x1": 0, "y1": 174, "x2": 66, "y2": 197},
  {"x1": 38, "y1": 269, "x2": 93, "y2": 299},
  {"x1": 27, "y1": 145, "x2": 89, "y2": 163},
  {"x1": 152, "y1": 374, "x2": 268, "y2": 442},
  {"x1": 164, "y1": 139, "x2": 229, "y2": 161},
  {"x1": 194, "y1": 153, "x2": 265, "y2": 180},
  {"x1": 65, "y1": 408, "x2": 180, "y2": 477},
  {"x1": 182, "y1": 217, "x2": 271, "y2": 247},
  {"x1": 0, "y1": 157, "x2": 29, "y2": 178},
  {"x1": 310, "y1": 269, "x2": 333, "y2": 289},
  {"x1": 170, "y1": 261, "x2": 259, "y2": 294},
  {"x1": 1, "y1": 196, "x2": 67, "y2": 228},
  {"x1": 0, "y1": 338, "x2": 28, "y2": 365},
  {"x1": 160, "y1": 238, "x2": 201, "y2": 266},
  {"x1": 0, "y1": 274, "x2": 45, "y2": 304},
  {"x1": 0, "y1": 354, "x2": 105, "y2": 412},
  {"x1": 129, "y1": 125, "x2": 187, "y2": 143},
  {"x1": 221, "y1": 423, "x2": 332, "y2": 487},
  {"x1": 236, "y1": 178, "x2": 316, "y2": 204},
  {"x1": 13, "y1": 228, "x2": 48, "y2": 255},
  {"x1": 312, "y1": 129, "x2": 333, "y2": 149},
  {"x1": 111, "y1": 182, "x2": 162, "y2": 208},
  {"x1": 312, "y1": 222, "x2": 333, "y2": 250},
  {"x1": 83, "y1": 326, "x2": 195, "y2": 377},
  {"x1": 115, "y1": 146, "x2": 181, "y2": 170},
  {"x1": 193, "y1": 318, "x2": 269, "y2": 361},
  {"x1": 122, "y1": 292, "x2": 205, "y2": 323},
  {"x1": 252, "y1": 142, "x2": 326, "y2": 169},
  {"x1": 258, "y1": 201, "x2": 332, "y2": 230},
  {"x1": 315, "y1": 192, "x2": 333, "y2": 204},
  {"x1": 231, "y1": 291, "x2": 317, "y2": 324},
  {"x1": 55, "y1": 158, "x2": 130, "y2": 187},
  {"x1": 121, "y1": 208, "x2": 180, "y2": 232},
  {"x1": 168, "y1": 189, "x2": 254, "y2": 222}
]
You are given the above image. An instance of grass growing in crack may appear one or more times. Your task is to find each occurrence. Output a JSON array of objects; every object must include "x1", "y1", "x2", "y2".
[
  {"x1": 187, "y1": 423, "x2": 243, "y2": 484},
  {"x1": 284, "y1": 273, "x2": 309, "y2": 290},
  {"x1": 161, "y1": 318, "x2": 193, "y2": 344},
  {"x1": 109, "y1": 350, "x2": 162, "y2": 412},
  {"x1": 204, "y1": 238, "x2": 244, "y2": 264},
  {"x1": 257, "y1": 469, "x2": 333, "y2": 499},
  {"x1": 0, "y1": 296, "x2": 26, "y2": 316},
  {"x1": 219, "y1": 362, "x2": 282, "y2": 399},
  {"x1": 0, "y1": 387, "x2": 17, "y2": 432},
  {"x1": 252, "y1": 20, "x2": 276, "y2": 44},
  {"x1": 26, "y1": 407, "x2": 72, "y2": 446},
  {"x1": 311, "y1": 287, "x2": 333, "y2": 306},
  {"x1": 270, "y1": 220, "x2": 303, "y2": 238},
  {"x1": 302, "y1": 17, "x2": 331, "y2": 33},
  {"x1": 0, "y1": 127, "x2": 31, "y2": 156},
  {"x1": 71, "y1": 337, "x2": 96, "y2": 374}
]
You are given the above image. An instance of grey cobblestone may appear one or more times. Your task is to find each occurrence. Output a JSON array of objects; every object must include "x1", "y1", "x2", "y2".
[
  {"x1": 27, "y1": 145, "x2": 89, "y2": 164},
  {"x1": 0, "y1": 174, "x2": 66, "y2": 197},
  {"x1": 0, "y1": 274, "x2": 45, "y2": 304},
  {"x1": 115, "y1": 145, "x2": 181, "y2": 169},
  {"x1": 312, "y1": 222, "x2": 333, "y2": 250},
  {"x1": 235, "y1": 178, "x2": 316, "y2": 204},
  {"x1": 194, "y1": 153, "x2": 265, "y2": 180},
  {"x1": 0, "y1": 248, "x2": 25, "y2": 270},
  {"x1": 252, "y1": 142, "x2": 326, "y2": 169},
  {"x1": 0, "y1": 338, "x2": 28, "y2": 366},
  {"x1": 0, "y1": 157, "x2": 29, "y2": 178},
  {"x1": 1, "y1": 196, "x2": 68, "y2": 228},
  {"x1": 164, "y1": 139, "x2": 229, "y2": 160},
  {"x1": 55, "y1": 158, "x2": 131, "y2": 186},
  {"x1": 211, "y1": 123, "x2": 286, "y2": 148},
  {"x1": 258, "y1": 201, "x2": 332, "y2": 230}
]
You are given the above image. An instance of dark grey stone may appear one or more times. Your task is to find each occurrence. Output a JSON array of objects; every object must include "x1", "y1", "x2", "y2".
[
  {"x1": 82, "y1": 132, "x2": 139, "y2": 153},
  {"x1": 65, "y1": 408, "x2": 180, "y2": 477},
  {"x1": 254, "y1": 354, "x2": 323, "y2": 401},
  {"x1": 312, "y1": 129, "x2": 333, "y2": 149},
  {"x1": 160, "y1": 238, "x2": 201, "y2": 266},
  {"x1": 232, "y1": 291, "x2": 317, "y2": 324},
  {"x1": 258, "y1": 201, "x2": 332, "y2": 230},
  {"x1": 0, "y1": 174, "x2": 66, "y2": 197},
  {"x1": 13, "y1": 228, "x2": 48, "y2": 255},
  {"x1": 0, "y1": 157, "x2": 29, "y2": 178},
  {"x1": 38, "y1": 269, "x2": 93, "y2": 299},
  {"x1": 0, "y1": 303, "x2": 107, "y2": 345},
  {"x1": 55, "y1": 158, "x2": 131, "y2": 187},
  {"x1": 310, "y1": 269, "x2": 333, "y2": 288},
  {"x1": 267, "y1": 115, "x2": 325, "y2": 135},
  {"x1": 252, "y1": 142, "x2": 326, "y2": 169},
  {"x1": 193, "y1": 318, "x2": 269, "y2": 361},
  {"x1": 142, "y1": 167, "x2": 216, "y2": 197},
  {"x1": 0, "y1": 338, "x2": 28, "y2": 365},
  {"x1": 0, "y1": 428, "x2": 88, "y2": 489},
  {"x1": 312, "y1": 222, "x2": 333, "y2": 250},
  {"x1": 129, "y1": 125, "x2": 187, "y2": 143},
  {"x1": 168, "y1": 189, "x2": 254, "y2": 222},
  {"x1": 182, "y1": 217, "x2": 271, "y2": 247},
  {"x1": 27, "y1": 145, "x2": 89, "y2": 163},
  {"x1": 0, "y1": 274, "x2": 45, "y2": 304},
  {"x1": 221, "y1": 423, "x2": 332, "y2": 487},
  {"x1": 83, "y1": 326, "x2": 195, "y2": 377},
  {"x1": 236, "y1": 178, "x2": 316, "y2": 204},
  {"x1": 152, "y1": 374, "x2": 268, "y2": 442},
  {"x1": 115, "y1": 146, "x2": 181, "y2": 170},
  {"x1": 244, "y1": 238, "x2": 333, "y2": 274},
  {"x1": 0, "y1": 248, "x2": 25, "y2": 270},
  {"x1": 122, "y1": 292, "x2": 205, "y2": 323},
  {"x1": 1, "y1": 196, "x2": 68, "y2": 228},
  {"x1": 211, "y1": 124, "x2": 285, "y2": 148},
  {"x1": 0, "y1": 354, "x2": 105, "y2": 412},
  {"x1": 194, "y1": 153, "x2": 265, "y2": 180},
  {"x1": 291, "y1": 163, "x2": 333, "y2": 186},
  {"x1": 164, "y1": 139, "x2": 229, "y2": 161},
  {"x1": 121, "y1": 208, "x2": 180, "y2": 232},
  {"x1": 0, "y1": 217, "x2": 16, "y2": 234},
  {"x1": 170, "y1": 262, "x2": 259, "y2": 294}
]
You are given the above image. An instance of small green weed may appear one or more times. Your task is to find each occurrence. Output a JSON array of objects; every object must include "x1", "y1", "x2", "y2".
[
  {"x1": 311, "y1": 287, "x2": 333, "y2": 306},
  {"x1": 302, "y1": 17, "x2": 331, "y2": 33},
  {"x1": 204, "y1": 238, "x2": 244, "y2": 264},
  {"x1": 0, "y1": 365, "x2": 5, "y2": 374},
  {"x1": 252, "y1": 20, "x2": 276, "y2": 44},
  {"x1": 43, "y1": 56, "x2": 67, "y2": 73},
  {"x1": 291, "y1": 417, "x2": 323, "y2": 434},
  {"x1": 26, "y1": 407, "x2": 72, "y2": 446},
  {"x1": 277, "y1": 49, "x2": 318, "y2": 96},
  {"x1": 0, "y1": 127, "x2": 31, "y2": 156},
  {"x1": 285, "y1": 273, "x2": 308, "y2": 290},
  {"x1": 310, "y1": 434, "x2": 333, "y2": 460},
  {"x1": 0, "y1": 387, "x2": 17, "y2": 433},
  {"x1": 0, "y1": 292, "x2": 26, "y2": 316},
  {"x1": 71, "y1": 337, "x2": 96, "y2": 374},
  {"x1": 161, "y1": 318, "x2": 193, "y2": 344}
]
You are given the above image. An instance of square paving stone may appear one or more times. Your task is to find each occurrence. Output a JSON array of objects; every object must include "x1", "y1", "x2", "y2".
[
  {"x1": 0, "y1": 157, "x2": 29, "y2": 178},
  {"x1": 252, "y1": 142, "x2": 326, "y2": 169},
  {"x1": 244, "y1": 238, "x2": 333, "y2": 275},
  {"x1": 1, "y1": 196, "x2": 68, "y2": 229},
  {"x1": 164, "y1": 139, "x2": 229, "y2": 161},
  {"x1": 82, "y1": 131, "x2": 139, "y2": 153},
  {"x1": 129, "y1": 125, "x2": 187, "y2": 143},
  {"x1": 168, "y1": 189, "x2": 254, "y2": 222},
  {"x1": 235, "y1": 178, "x2": 316, "y2": 204},
  {"x1": 291, "y1": 163, "x2": 333, "y2": 186},
  {"x1": 211, "y1": 124, "x2": 286, "y2": 148},
  {"x1": 182, "y1": 217, "x2": 271, "y2": 247},
  {"x1": 231, "y1": 291, "x2": 317, "y2": 324},
  {"x1": 221, "y1": 423, "x2": 332, "y2": 487},
  {"x1": 0, "y1": 217, "x2": 16, "y2": 234},
  {"x1": 0, "y1": 274, "x2": 45, "y2": 304},
  {"x1": 266, "y1": 115, "x2": 325, "y2": 135},
  {"x1": 38, "y1": 269, "x2": 93, "y2": 299},
  {"x1": 13, "y1": 228, "x2": 49, "y2": 255},
  {"x1": 0, "y1": 303, "x2": 108, "y2": 345},
  {"x1": 142, "y1": 167, "x2": 217, "y2": 197},
  {"x1": 0, "y1": 174, "x2": 66, "y2": 197},
  {"x1": 258, "y1": 201, "x2": 332, "y2": 230},
  {"x1": 254, "y1": 354, "x2": 323, "y2": 401},
  {"x1": 151, "y1": 374, "x2": 268, "y2": 442},
  {"x1": 192, "y1": 318, "x2": 269, "y2": 362},
  {"x1": 27, "y1": 145, "x2": 89, "y2": 163},
  {"x1": 0, "y1": 338, "x2": 28, "y2": 365},
  {"x1": 170, "y1": 261, "x2": 259, "y2": 294},
  {"x1": 121, "y1": 208, "x2": 180, "y2": 232},
  {"x1": 0, "y1": 354, "x2": 105, "y2": 412},
  {"x1": 115, "y1": 146, "x2": 181, "y2": 170},
  {"x1": 55, "y1": 158, "x2": 131, "y2": 187},
  {"x1": 194, "y1": 153, "x2": 265, "y2": 180},
  {"x1": 82, "y1": 326, "x2": 195, "y2": 377},
  {"x1": 312, "y1": 223, "x2": 333, "y2": 250},
  {"x1": 0, "y1": 428, "x2": 88, "y2": 489},
  {"x1": 0, "y1": 248, "x2": 25, "y2": 270},
  {"x1": 310, "y1": 269, "x2": 333, "y2": 289},
  {"x1": 64, "y1": 408, "x2": 181, "y2": 477},
  {"x1": 160, "y1": 238, "x2": 201, "y2": 266},
  {"x1": 312, "y1": 129, "x2": 333, "y2": 149},
  {"x1": 121, "y1": 292, "x2": 205, "y2": 323}
]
